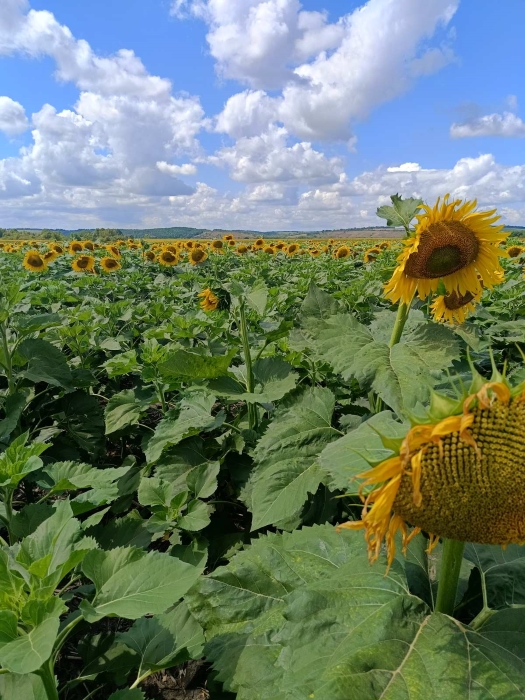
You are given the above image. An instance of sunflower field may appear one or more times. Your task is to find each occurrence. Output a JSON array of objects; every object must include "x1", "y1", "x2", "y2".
[{"x1": 2, "y1": 195, "x2": 525, "y2": 699}]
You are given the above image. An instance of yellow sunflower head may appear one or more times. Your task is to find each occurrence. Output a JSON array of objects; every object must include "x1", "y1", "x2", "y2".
[
  {"x1": 144, "y1": 250, "x2": 156, "y2": 261},
  {"x1": 334, "y1": 245, "x2": 351, "y2": 259},
  {"x1": 198, "y1": 287, "x2": 219, "y2": 312},
  {"x1": 105, "y1": 245, "x2": 121, "y2": 257},
  {"x1": 338, "y1": 372, "x2": 525, "y2": 569},
  {"x1": 83, "y1": 240, "x2": 95, "y2": 251},
  {"x1": 42, "y1": 250, "x2": 58, "y2": 263},
  {"x1": 185, "y1": 240, "x2": 194, "y2": 249},
  {"x1": 254, "y1": 238, "x2": 265, "y2": 248},
  {"x1": 158, "y1": 250, "x2": 179, "y2": 266},
  {"x1": 309, "y1": 249, "x2": 321, "y2": 257},
  {"x1": 507, "y1": 244, "x2": 525, "y2": 259},
  {"x1": 328, "y1": 238, "x2": 335, "y2": 245},
  {"x1": 23, "y1": 250, "x2": 47, "y2": 272},
  {"x1": 384, "y1": 195, "x2": 508, "y2": 305},
  {"x1": 72, "y1": 255, "x2": 95, "y2": 272},
  {"x1": 364, "y1": 246, "x2": 381, "y2": 263},
  {"x1": 263, "y1": 245, "x2": 275, "y2": 255},
  {"x1": 165, "y1": 244, "x2": 178, "y2": 253},
  {"x1": 211, "y1": 239, "x2": 224, "y2": 251},
  {"x1": 430, "y1": 288, "x2": 482, "y2": 324},
  {"x1": 378, "y1": 240, "x2": 391, "y2": 250},
  {"x1": 237, "y1": 244, "x2": 249, "y2": 254},
  {"x1": 287, "y1": 243, "x2": 299, "y2": 256},
  {"x1": 50, "y1": 243, "x2": 64, "y2": 254},
  {"x1": 69, "y1": 241, "x2": 84, "y2": 254},
  {"x1": 100, "y1": 257, "x2": 121, "y2": 273},
  {"x1": 189, "y1": 248, "x2": 208, "y2": 265},
  {"x1": 223, "y1": 234, "x2": 234, "y2": 241}
]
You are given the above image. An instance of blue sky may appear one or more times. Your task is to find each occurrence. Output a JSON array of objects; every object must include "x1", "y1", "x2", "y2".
[{"x1": 0, "y1": 0, "x2": 524, "y2": 230}]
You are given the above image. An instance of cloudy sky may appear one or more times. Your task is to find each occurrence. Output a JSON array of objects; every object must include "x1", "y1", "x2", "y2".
[{"x1": 1, "y1": 0, "x2": 524, "y2": 231}]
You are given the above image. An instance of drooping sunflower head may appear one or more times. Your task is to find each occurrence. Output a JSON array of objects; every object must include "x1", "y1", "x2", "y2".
[
  {"x1": 83, "y1": 240, "x2": 95, "y2": 251},
  {"x1": 198, "y1": 287, "x2": 219, "y2": 312},
  {"x1": 338, "y1": 371, "x2": 525, "y2": 568},
  {"x1": 23, "y1": 250, "x2": 47, "y2": 273},
  {"x1": 189, "y1": 248, "x2": 208, "y2": 265},
  {"x1": 105, "y1": 245, "x2": 121, "y2": 258},
  {"x1": 69, "y1": 241, "x2": 84, "y2": 254},
  {"x1": 72, "y1": 255, "x2": 95, "y2": 272},
  {"x1": 507, "y1": 245, "x2": 525, "y2": 259},
  {"x1": 334, "y1": 245, "x2": 351, "y2": 259},
  {"x1": 384, "y1": 196, "x2": 509, "y2": 305},
  {"x1": 100, "y1": 257, "x2": 121, "y2": 273},
  {"x1": 431, "y1": 288, "x2": 482, "y2": 324},
  {"x1": 364, "y1": 246, "x2": 381, "y2": 263},
  {"x1": 159, "y1": 250, "x2": 179, "y2": 266}
]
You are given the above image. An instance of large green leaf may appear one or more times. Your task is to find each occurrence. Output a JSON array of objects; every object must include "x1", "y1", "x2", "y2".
[
  {"x1": 0, "y1": 432, "x2": 48, "y2": 489},
  {"x1": 187, "y1": 525, "x2": 525, "y2": 700},
  {"x1": 155, "y1": 437, "x2": 220, "y2": 498},
  {"x1": 19, "y1": 338, "x2": 74, "y2": 391},
  {"x1": 0, "y1": 616, "x2": 59, "y2": 674},
  {"x1": 376, "y1": 193, "x2": 423, "y2": 229},
  {"x1": 145, "y1": 392, "x2": 217, "y2": 463},
  {"x1": 463, "y1": 543, "x2": 525, "y2": 613},
  {"x1": 0, "y1": 391, "x2": 28, "y2": 441},
  {"x1": 53, "y1": 391, "x2": 105, "y2": 456},
  {"x1": 80, "y1": 547, "x2": 200, "y2": 621},
  {"x1": 245, "y1": 387, "x2": 339, "y2": 530},
  {"x1": 116, "y1": 603, "x2": 204, "y2": 678},
  {"x1": 210, "y1": 357, "x2": 297, "y2": 404},
  {"x1": 104, "y1": 388, "x2": 154, "y2": 434},
  {"x1": 158, "y1": 349, "x2": 236, "y2": 380},
  {"x1": 295, "y1": 286, "x2": 461, "y2": 416},
  {"x1": 0, "y1": 673, "x2": 46, "y2": 700},
  {"x1": 319, "y1": 411, "x2": 407, "y2": 491}
]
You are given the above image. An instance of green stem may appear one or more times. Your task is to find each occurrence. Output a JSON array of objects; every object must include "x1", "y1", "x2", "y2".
[
  {"x1": 37, "y1": 660, "x2": 59, "y2": 700},
  {"x1": 435, "y1": 538, "x2": 465, "y2": 616},
  {"x1": 388, "y1": 301, "x2": 411, "y2": 349},
  {"x1": 52, "y1": 614, "x2": 83, "y2": 663},
  {"x1": 0, "y1": 322, "x2": 14, "y2": 395},
  {"x1": 239, "y1": 302, "x2": 258, "y2": 430}
]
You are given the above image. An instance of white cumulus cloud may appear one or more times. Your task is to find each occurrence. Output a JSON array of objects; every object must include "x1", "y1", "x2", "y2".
[
  {"x1": 0, "y1": 96, "x2": 29, "y2": 136},
  {"x1": 451, "y1": 111, "x2": 525, "y2": 138}
]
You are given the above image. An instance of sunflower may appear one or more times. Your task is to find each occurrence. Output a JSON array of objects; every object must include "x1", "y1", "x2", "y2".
[
  {"x1": 507, "y1": 245, "x2": 525, "y2": 258},
  {"x1": 42, "y1": 250, "x2": 58, "y2": 264},
  {"x1": 309, "y1": 249, "x2": 321, "y2": 257},
  {"x1": 378, "y1": 241, "x2": 391, "y2": 250},
  {"x1": 83, "y1": 240, "x2": 95, "y2": 251},
  {"x1": 275, "y1": 242, "x2": 286, "y2": 250},
  {"x1": 144, "y1": 250, "x2": 156, "y2": 261},
  {"x1": 105, "y1": 245, "x2": 121, "y2": 258},
  {"x1": 237, "y1": 244, "x2": 249, "y2": 254},
  {"x1": 328, "y1": 238, "x2": 335, "y2": 245},
  {"x1": 287, "y1": 243, "x2": 299, "y2": 256},
  {"x1": 364, "y1": 246, "x2": 381, "y2": 263},
  {"x1": 72, "y1": 255, "x2": 95, "y2": 272},
  {"x1": 384, "y1": 195, "x2": 508, "y2": 305},
  {"x1": 198, "y1": 288, "x2": 219, "y2": 312},
  {"x1": 211, "y1": 239, "x2": 224, "y2": 251},
  {"x1": 228, "y1": 239, "x2": 236, "y2": 247},
  {"x1": 263, "y1": 245, "x2": 275, "y2": 255},
  {"x1": 254, "y1": 238, "x2": 265, "y2": 248},
  {"x1": 69, "y1": 241, "x2": 84, "y2": 254},
  {"x1": 334, "y1": 246, "x2": 351, "y2": 259},
  {"x1": 165, "y1": 244, "x2": 178, "y2": 253},
  {"x1": 223, "y1": 234, "x2": 234, "y2": 241},
  {"x1": 339, "y1": 374, "x2": 525, "y2": 568},
  {"x1": 22, "y1": 250, "x2": 47, "y2": 272},
  {"x1": 128, "y1": 243, "x2": 140, "y2": 250},
  {"x1": 189, "y1": 248, "x2": 208, "y2": 265},
  {"x1": 185, "y1": 240, "x2": 194, "y2": 250},
  {"x1": 431, "y1": 289, "x2": 482, "y2": 324},
  {"x1": 100, "y1": 257, "x2": 121, "y2": 273},
  {"x1": 158, "y1": 250, "x2": 179, "y2": 266},
  {"x1": 49, "y1": 243, "x2": 64, "y2": 254}
]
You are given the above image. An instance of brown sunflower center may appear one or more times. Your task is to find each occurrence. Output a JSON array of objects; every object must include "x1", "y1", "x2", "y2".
[
  {"x1": 192, "y1": 250, "x2": 205, "y2": 261},
  {"x1": 105, "y1": 260, "x2": 118, "y2": 268},
  {"x1": 162, "y1": 252, "x2": 176, "y2": 262},
  {"x1": 404, "y1": 220, "x2": 480, "y2": 279},
  {"x1": 28, "y1": 255, "x2": 44, "y2": 268},
  {"x1": 443, "y1": 290, "x2": 475, "y2": 310},
  {"x1": 393, "y1": 397, "x2": 525, "y2": 544},
  {"x1": 77, "y1": 257, "x2": 90, "y2": 269}
]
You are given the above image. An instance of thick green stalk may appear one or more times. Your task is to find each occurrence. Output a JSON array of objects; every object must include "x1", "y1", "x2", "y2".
[
  {"x1": 238, "y1": 302, "x2": 257, "y2": 430},
  {"x1": 435, "y1": 538, "x2": 465, "y2": 616},
  {"x1": 37, "y1": 660, "x2": 59, "y2": 700},
  {"x1": 388, "y1": 301, "x2": 411, "y2": 348},
  {"x1": 0, "y1": 322, "x2": 14, "y2": 395}
]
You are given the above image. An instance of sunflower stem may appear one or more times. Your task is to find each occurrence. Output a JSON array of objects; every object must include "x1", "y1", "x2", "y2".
[
  {"x1": 435, "y1": 538, "x2": 465, "y2": 616},
  {"x1": 388, "y1": 301, "x2": 411, "y2": 349}
]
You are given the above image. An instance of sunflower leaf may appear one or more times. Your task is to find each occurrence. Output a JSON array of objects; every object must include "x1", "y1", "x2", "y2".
[{"x1": 376, "y1": 193, "x2": 423, "y2": 231}]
